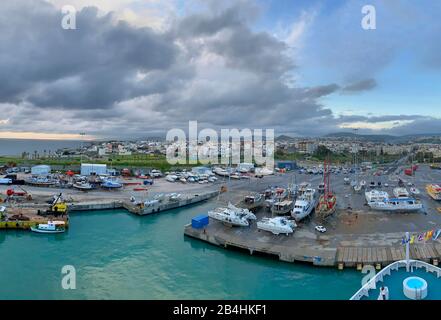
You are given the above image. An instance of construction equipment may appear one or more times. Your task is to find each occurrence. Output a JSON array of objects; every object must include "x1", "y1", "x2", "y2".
[
  {"x1": 40, "y1": 193, "x2": 68, "y2": 217},
  {"x1": 6, "y1": 186, "x2": 32, "y2": 200}
]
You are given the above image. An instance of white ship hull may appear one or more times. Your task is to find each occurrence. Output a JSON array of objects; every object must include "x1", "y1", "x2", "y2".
[
  {"x1": 257, "y1": 217, "x2": 296, "y2": 235},
  {"x1": 208, "y1": 209, "x2": 249, "y2": 227},
  {"x1": 368, "y1": 200, "x2": 423, "y2": 212}
]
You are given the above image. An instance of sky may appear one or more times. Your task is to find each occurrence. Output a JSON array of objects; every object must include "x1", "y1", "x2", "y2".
[{"x1": 0, "y1": 0, "x2": 440, "y2": 140}]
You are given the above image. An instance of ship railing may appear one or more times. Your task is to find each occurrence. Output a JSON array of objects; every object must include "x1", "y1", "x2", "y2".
[{"x1": 350, "y1": 259, "x2": 441, "y2": 300}]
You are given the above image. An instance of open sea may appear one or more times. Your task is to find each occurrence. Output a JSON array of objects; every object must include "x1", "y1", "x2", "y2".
[
  {"x1": 0, "y1": 201, "x2": 363, "y2": 300},
  {"x1": 0, "y1": 139, "x2": 84, "y2": 156}
]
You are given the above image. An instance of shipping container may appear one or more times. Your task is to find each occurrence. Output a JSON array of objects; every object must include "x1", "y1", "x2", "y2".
[{"x1": 191, "y1": 214, "x2": 209, "y2": 229}]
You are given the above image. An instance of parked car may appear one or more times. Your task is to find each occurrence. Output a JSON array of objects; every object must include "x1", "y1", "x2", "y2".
[{"x1": 315, "y1": 226, "x2": 327, "y2": 233}]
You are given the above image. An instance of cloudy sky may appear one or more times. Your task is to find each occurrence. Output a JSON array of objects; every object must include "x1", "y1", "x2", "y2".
[{"x1": 0, "y1": 0, "x2": 440, "y2": 140}]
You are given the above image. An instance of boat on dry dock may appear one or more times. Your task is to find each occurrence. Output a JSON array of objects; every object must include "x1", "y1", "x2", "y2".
[
  {"x1": 368, "y1": 197, "x2": 423, "y2": 212},
  {"x1": 365, "y1": 190, "x2": 389, "y2": 203},
  {"x1": 208, "y1": 207, "x2": 250, "y2": 227},
  {"x1": 227, "y1": 203, "x2": 256, "y2": 220},
  {"x1": 393, "y1": 187, "x2": 410, "y2": 198},
  {"x1": 257, "y1": 217, "x2": 296, "y2": 235},
  {"x1": 239, "y1": 193, "x2": 264, "y2": 211},
  {"x1": 73, "y1": 181, "x2": 94, "y2": 191},
  {"x1": 271, "y1": 200, "x2": 294, "y2": 215},
  {"x1": 291, "y1": 187, "x2": 317, "y2": 221},
  {"x1": 316, "y1": 160, "x2": 337, "y2": 220},
  {"x1": 426, "y1": 184, "x2": 441, "y2": 200}
]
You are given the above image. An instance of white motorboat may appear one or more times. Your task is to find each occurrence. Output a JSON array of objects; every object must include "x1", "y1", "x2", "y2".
[
  {"x1": 257, "y1": 217, "x2": 296, "y2": 235},
  {"x1": 227, "y1": 203, "x2": 256, "y2": 220},
  {"x1": 213, "y1": 168, "x2": 230, "y2": 177},
  {"x1": 368, "y1": 198, "x2": 423, "y2": 212},
  {"x1": 166, "y1": 175, "x2": 178, "y2": 182},
  {"x1": 255, "y1": 167, "x2": 274, "y2": 177},
  {"x1": 208, "y1": 207, "x2": 249, "y2": 227},
  {"x1": 365, "y1": 190, "x2": 389, "y2": 203},
  {"x1": 393, "y1": 187, "x2": 410, "y2": 198},
  {"x1": 30, "y1": 221, "x2": 66, "y2": 234},
  {"x1": 410, "y1": 187, "x2": 421, "y2": 195},
  {"x1": 73, "y1": 181, "x2": 94, "y2": 191},
  {"x1": 291, "y1": 188, "x2": 318, "y2": 221}
]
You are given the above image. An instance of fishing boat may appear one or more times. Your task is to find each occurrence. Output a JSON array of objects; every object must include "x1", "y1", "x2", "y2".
[
  {"x1": 257, "y1": 217, "x2": 296, "y2": 235},
  {"x1": 271, "y1": 200, "x2": 294, "y2": 216},
  {"x1": 365, "y1": 190, "x2": 389, "y2": 203},
  {"x1": 208, "y1": 207, "x2": 249, "y2": 227},
  {"x1": 368, "y1": 198, "x2": 423, "y2": 212},
  {"x1": 316, "y1": 159, "x2": 337, "y2": 220},
  {"x1": 426, "y1": 184, "x2": 441, "y2": 201},
  {"x1": 240, "y1": 193, "x2": 264, "y2": 211},
  {"x1": 393, "y1": 187, "x2": 410, "y2": 198},
  {"x1": 73, "y1": 181, "x2": 94, "y2": 191},
  {"x1": 291, "y1": 187, "x2": 317, "y2": 221},
  {"x1": 30, "y1": 221, "x2": 66, "y2": 234}
]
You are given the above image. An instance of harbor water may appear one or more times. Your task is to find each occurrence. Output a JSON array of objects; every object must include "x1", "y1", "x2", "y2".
[{"x1": 0, "y1": 201, "x2": 363, "y2": 299}]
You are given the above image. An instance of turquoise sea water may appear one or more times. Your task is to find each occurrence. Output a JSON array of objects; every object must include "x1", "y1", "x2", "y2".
[{"x1": 0, "y1": 202, "x2": 363, "y2": 300}]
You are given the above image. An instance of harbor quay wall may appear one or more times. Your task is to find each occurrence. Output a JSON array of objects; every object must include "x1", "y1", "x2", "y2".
[
  {"x1": 183, "y1": 224, "x2": 337, "y2": 267},
  {"x1": 127, "y1": 191, "x2": 219, "y2": 216},
  {"x1": 184, "y1": 224, "x2": 441, "y2": 269}
]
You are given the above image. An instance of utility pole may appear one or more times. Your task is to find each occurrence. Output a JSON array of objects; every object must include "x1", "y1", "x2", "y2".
[{"x1": 80, "y1": 132, "x2": 86, "y2": 165}]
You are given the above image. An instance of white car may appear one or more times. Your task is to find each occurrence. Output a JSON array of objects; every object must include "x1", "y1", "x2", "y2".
[
  {"x1": 384, "y1": 183, "x2": 389, "y2": 187},
  {"x1": 315, "y1": 225, "x2": 327, "y2": 233}
]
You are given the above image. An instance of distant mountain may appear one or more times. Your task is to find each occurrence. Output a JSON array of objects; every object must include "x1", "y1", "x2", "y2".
[
  {"x1": 325, "y1": 132, "x2": 441, "y2": 143},
  {"x1": 325, "y1": 132, "x2": 397, "y2": 142},
  {"x1": 275, "y1": 135, "x2": 296, "y2": 142}
]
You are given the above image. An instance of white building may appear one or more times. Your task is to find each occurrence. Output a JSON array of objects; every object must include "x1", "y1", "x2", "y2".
[
  {"x1": 31, "y1": 165, "x2": 51, "y2": 175},
  {"x1": 81, "y1": 163, "x2": 107, "y2": 176}
]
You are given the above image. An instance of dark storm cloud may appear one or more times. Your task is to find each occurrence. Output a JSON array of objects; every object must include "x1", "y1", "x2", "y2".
[
  {"x1": 0, "y1": 0, "x2": 432, "y2": 138},
  {"x1": 0, "y1": 1, "x2": 178, "y2": 109},
  {"x1": 341, "y1": 79, "x2": 377, "y2": 93}
]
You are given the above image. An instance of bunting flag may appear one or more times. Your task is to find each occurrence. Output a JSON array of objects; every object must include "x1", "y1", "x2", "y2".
[
  {"x1": 426, "y1": 230, "x2": 434, "y2": 241},
  {"x1": 405, "y1": 228, "x2": 441, "y2": 244}
]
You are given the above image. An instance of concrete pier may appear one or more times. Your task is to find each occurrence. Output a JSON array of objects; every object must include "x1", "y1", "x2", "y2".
[
  {"x1": 125, "y1": 191, "x2": 219, "y2": 216},
  {"x1": 184, "y1": 222, "x2": 337, "y2": 266},
  {"x1": 184, "y1": 221, "x2": 441, "y2": 269}
]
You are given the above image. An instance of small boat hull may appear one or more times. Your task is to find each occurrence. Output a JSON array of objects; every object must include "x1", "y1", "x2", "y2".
[{"x1": 30, "y1": 226, "x2": 65, "y2": 234}]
